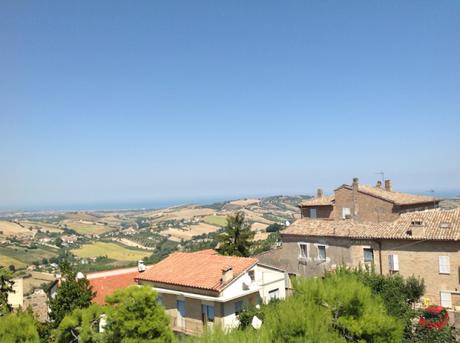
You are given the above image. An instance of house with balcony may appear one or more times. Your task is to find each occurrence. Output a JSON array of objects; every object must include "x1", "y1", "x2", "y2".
[{"x1": 136, "y1": 249, "x2": 287, "y2": 335}]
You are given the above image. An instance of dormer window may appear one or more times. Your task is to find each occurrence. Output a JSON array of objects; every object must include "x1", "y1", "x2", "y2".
[
  {"x1": 411, "y1": 220, "x2": 423, "y2": 226},
  {"x1": 440, "y1": 222, "x2": 451, "y2": 229}
]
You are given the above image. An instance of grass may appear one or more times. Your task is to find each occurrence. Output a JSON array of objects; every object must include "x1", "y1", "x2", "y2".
[
  {"x1": 64, "y1": 221, "x2": 115, "y2": 235},
  {"x1": 0, "y1": 255, "x2": 26, "y2": 269},
  {"x1": 72, "y1": 242, "x2": 151, "y2": 261},
  {"x1": 203, "y1": 215, "x2": 227, "y2": 227},
  {"x1": 0, "y1": 245, "x2": 58, "y2": 268}
]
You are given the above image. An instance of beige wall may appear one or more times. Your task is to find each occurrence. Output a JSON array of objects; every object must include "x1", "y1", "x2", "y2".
[
  {"x1": 261, "y1": 234, "x2": 460, "y2": 308},
  {"x1": 333, "y1": 187, "x2": 397, "y2": 222},
  {"x1": 380, "y1": 240, "x2": 460, "y2": 306},
  {"x1": 300, "y1": 206, "x2": 333, "y2": 219}
]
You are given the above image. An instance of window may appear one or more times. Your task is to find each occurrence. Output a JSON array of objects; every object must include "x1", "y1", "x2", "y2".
[
  {"x1": 248, "y1": 270, "x2": 255, "y2": 282},
  {"x1": 298, "y1": 243, "x2": 308, "y2": 259},
  {"x1": 439, "y1": 256, "x2": 450, "y2": 274},
  {"x1": 342, "y1": 207, "x2": 351, "y2": 219},
  {"x1": 310, "y1": 208, "x2": 317, "y2": 219},
  {"x1": 440, "y1": 291, "x2": 452, "y2": 308},
  {"x1": 388, "y1": 255, "x2": 399, "y2": 272},
  {"x1": 269, "y1": 288, "x2": 279, "y2": 301},
  {"x1": 363, "y1": 248, "x2": 374, "y2": 263},
  {"x1": 317, "y1": 245, "x2": 326, "y2": 261},
  {"x1": 201, "y1": 304, "x2": 215, "y2": 322},
  {"x1": 177, "y1": 300, "x2": 186, "y2": 317},
  {"x1": 234, "y1": 301, "x2": 243, "y2": 315},
  {"x1": 156, "y1": 295, "x2": 163, "y2": 306}
]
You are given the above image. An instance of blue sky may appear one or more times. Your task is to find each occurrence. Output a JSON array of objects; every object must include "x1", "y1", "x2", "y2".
[{"x1": 1, "y1": 1, "x2": 459, "y2": 210}]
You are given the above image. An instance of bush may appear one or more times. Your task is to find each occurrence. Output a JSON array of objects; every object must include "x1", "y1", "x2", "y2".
[
  {"x1": 0, "y1": 310, "x2": 40, "y2": 343},
  {"x1": 191, "y1": 273, "x2": 403, "y2": 342}
]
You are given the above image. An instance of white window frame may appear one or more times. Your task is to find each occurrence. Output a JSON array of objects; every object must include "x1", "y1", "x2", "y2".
[
  {"x1": 388, "y1": 254, "x2": 399, "y2": 272},
  {"x1": 342, "y1": 207, "x2": 351, "y2": 219},
  {"x1": 268, "y1": 288, "x2": 279, "y2": 301},
  {"x1": 317, "y1": 245, "x2": 327, "y2": 262},
  {"x1": 298, "y1": 242, "x2": 309, "y2": 260},
  {"x1": 440, "y1": 291, "x2": 452, "y2": 308},
  {"x1": 439, "y1": 256, "x2": 450, "y2": 274},
  {"x1": 310, "y1": 208, "x2": 317, "y2": 219}
]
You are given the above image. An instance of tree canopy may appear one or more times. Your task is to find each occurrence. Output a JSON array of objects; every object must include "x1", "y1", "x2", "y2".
[
  {"x1": 0, "y1": 265, "x2": 14, "y2": 316},
  {"x1": 217, "y1": 212, "x2": 255, "y2": 257},
  {"x1": 49, "y1": 261, "x2": 95, "y2": 327},
  {"x1": 104, "y1": 285, "x2": 173, "y2": 343},
  {"x1": 0, "y1": 309, "x2": 40, "y2": 343}
]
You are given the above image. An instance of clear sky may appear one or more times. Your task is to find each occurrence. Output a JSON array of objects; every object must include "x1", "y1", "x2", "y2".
[{"x1": 1, "y1": 1, "x2": 459, "y2": 210}]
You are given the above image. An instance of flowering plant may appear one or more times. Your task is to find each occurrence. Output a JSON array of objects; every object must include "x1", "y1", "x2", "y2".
[{"x1": 418, "y1": 305, "x2": 449, "y2": 329}]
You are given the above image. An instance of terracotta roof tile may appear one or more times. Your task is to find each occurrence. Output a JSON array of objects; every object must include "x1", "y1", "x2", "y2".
[
  {"x1": 299, "y1": 195, "x2": 335, "y2": 206},
  {"x1": 341, "y1": 184, "x2": 438, "y2": 205},
  {"x1": 87, "y1": 266, "x2": 147, "y2": 304},
  {"x1": 282, "y1": 208, "x2": 460, "y2": 241},
  {"x1": 136, "y1": 249, "x2": 258, "y2": 292}
]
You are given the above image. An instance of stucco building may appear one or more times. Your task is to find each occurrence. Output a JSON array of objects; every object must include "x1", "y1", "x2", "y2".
[{"x1": 136, "y1": 249, "x2": 287, "y2": 335}]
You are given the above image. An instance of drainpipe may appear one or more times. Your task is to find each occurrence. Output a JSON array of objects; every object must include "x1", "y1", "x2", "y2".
[{"x1": 377, "y1": 240, "x2": 383, "y2": 275}]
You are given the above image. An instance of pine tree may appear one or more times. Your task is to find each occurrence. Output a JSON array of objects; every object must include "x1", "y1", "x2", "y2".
[
  {"x1": 49, "y1": 261, "x2": 95, "y2": 327},
  {"x1": 0, "y1": 266, "x2": 14, "y2": 316},
  {"x1": 217, "y1": 212, "x2": 255, "y2": 257},
  {"x1": 104, "y1": 286, "x2": 173, "y2": 342}
]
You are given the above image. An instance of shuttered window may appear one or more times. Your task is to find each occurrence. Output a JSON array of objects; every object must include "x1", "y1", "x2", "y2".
[
  {"x1": 440, "y1": 291, "x2": 452, "y2": 308},
  {"x1": 388, "y1": 255, "x2": 399, "y2": 272},
  {"x1": 439, "y1": 256, "x2": 450, "y2": 274}
]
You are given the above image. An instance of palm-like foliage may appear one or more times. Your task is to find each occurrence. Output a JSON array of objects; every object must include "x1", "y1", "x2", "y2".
[{"x1": 217, "y1": 212, "x2": 255, "y2": 257}]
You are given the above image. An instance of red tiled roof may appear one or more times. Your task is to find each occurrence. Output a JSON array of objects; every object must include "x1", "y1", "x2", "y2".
[
  {"x1": 87, "y1": 266, "x2": 146, "y2": 304},
  {"x1": 136, "y1": 249, "x2": 258, "y2": 292}
]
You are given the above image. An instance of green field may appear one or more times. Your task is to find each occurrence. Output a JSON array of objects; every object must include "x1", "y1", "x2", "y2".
[
  {"x1": 203, "y1": 215, "x2": 227, "y2": 227},
  {"x1": 72, "y1": 242, "x2": 151, "y2": 261},
  {"x1": 64, "y1": 221, "x2": 115, "y2": 235},
  {"x1": 0, "y1": 245, "x2": 59, "y2": 268}
]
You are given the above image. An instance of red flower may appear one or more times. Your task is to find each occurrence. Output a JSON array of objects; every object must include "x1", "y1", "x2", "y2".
[{"x1": 419, "y1": 306, "x2": 449, "y2": 330}]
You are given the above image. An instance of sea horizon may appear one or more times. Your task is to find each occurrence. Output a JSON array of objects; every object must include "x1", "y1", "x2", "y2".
[{"x1": 1, "y1": 189, "x2": 459, "y2": 214}]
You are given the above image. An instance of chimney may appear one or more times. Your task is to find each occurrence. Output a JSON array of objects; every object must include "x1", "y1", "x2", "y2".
[
  {"x1": 352, "y1": 178, "x2": 359, "y2": 192},
  {"x1": 384, "y1": 179, "x2": 392, "y2": 192},
  {"x1": 221, "y1": 265, "x2": 233, "y2": 284},
  {"x1": 376, "y1": 180, "x2": 382, "y2": 188},
  {"x1": 316, "y1": 188, "x2": 324, "y2": 198},
  {"x1": 352, "y1": 178, "x2": 359, "y2": 218},
  {"x1": 138, "y1": 260, "x2": 146, "y2": 272}
]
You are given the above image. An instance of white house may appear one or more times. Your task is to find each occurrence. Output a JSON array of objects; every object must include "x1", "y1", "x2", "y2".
[{"x1": 136, "y1": 249, "x2": 287, "y2": 335}]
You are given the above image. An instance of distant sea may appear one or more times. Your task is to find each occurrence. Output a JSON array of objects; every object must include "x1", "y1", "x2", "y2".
[
  {"x1": 2, "y1": 190, "x2": 459, "y2": 213},
  {"x1": 0, "y1": 195, "x2": 260, "y2": 213}
]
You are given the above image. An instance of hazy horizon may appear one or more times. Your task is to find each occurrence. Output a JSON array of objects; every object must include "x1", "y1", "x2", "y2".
[{"x1": 1, "y1": 1, "x2": 459, "y2": 210}]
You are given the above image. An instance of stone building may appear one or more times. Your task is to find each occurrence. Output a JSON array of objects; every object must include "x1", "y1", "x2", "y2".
[
  {"x1": 259, "y1": 177, "x2": 459, "y2": 308},
  {"x1": 259, "y1": 207, "x2": 460, "y2": 308},
  {"x1": 299, "y1": 178, "x2": 439, "y2": 222}
]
